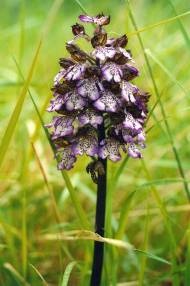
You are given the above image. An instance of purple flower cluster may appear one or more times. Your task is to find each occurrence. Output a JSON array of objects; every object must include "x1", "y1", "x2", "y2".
[{"x1": 46, "y1": 14, "x2": 149, "y2": 170}]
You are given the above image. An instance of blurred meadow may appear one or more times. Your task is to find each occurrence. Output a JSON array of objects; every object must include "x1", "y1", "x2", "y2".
[{"x1": 0, "y1": 0, "x2": 190, "y2": 285}]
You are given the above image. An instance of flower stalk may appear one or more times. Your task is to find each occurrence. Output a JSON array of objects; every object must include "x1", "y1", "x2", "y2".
[{"x1": 90, "y1": 122, "x2": 107, "y2": 286}]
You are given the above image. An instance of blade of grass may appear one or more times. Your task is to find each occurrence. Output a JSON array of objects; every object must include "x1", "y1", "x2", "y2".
[
  {"x1": 166, "y1": 0, "x2": 190, "y2": 49},
  {"x1": 127, "y1": 10, "x2": 190, "y2": 37},
  {"x1": 185, "y1": 229, "x2": 190, "y2": 285},
  {"x1": 115, "y1": 191, "x2": 136, "y2": 240},
  {"x1": 41, "y1": 230, "x2": 170, "y2": 265},
  {"x1": 145, "y1": 49, "x2": 188, "y2": 96},
  {"x1": 0, "y1": 40, "x2": 42, "y2": 169},
  {"x1": 4, "y1": 263, "x2": 31, "y2": 286},
  {"x1": 140, "y1": 159, "x2": 180, "y2": 285},
  {"x1": 61, "y1": 261, "x2": 77, "y2": 286},
  {"x1": 31, "y1": 142, "x2": 62, "y2": 224},
  {"x1": 30, "y1": 264, "x2": 49, "y2": 286},
  {"x1": 127, "y1": 0, "x2": 190, "y2": 201},
  {"x1": 12, "y1": 56, "x2": 91, "y2": 230},
  {"x1": 138, "y1": 205, "x2": 149, "y2": 286}
]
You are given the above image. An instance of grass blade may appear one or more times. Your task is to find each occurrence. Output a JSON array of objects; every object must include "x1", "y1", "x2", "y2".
[
  {"x1": 128, "y1": 10, "x2": 190, "y2": 37},
  {"x1": 61, "y1": 261, "x2": 77, "y2": 286},
  {"x1": 0, "y1": 40, "x2": 42, "y2": 169},
  {"x1": 30, "y1": 264, "x2": 49, "y2": 286},
  {"x1": 166, "y1": 0, "x2": 190, "y2": 49}
]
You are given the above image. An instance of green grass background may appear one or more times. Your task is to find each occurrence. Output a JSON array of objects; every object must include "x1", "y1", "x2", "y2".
[{"x1": 0, "y1": 0, "x2": 190, "y2": 285}]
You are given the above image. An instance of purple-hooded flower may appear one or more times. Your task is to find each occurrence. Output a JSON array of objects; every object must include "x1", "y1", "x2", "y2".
[
  {"x1": 64, "y1": 90, "x2": 86, "y2": 111},
  {"x1": 72, "y1": 132, "x2": 98, "y2": 157},
  {"x1": 128, "y1": 144, "x2": 142, "y2": 159},
  {"x1": 77, "y1": 78, "x2": 102, "y2": 101},
  {"x1": 102, "y1": 62, "x2": 123, "y2": 82},
  {"x1": 54, "y1": 69, "x2": 65, "y2": 86},
  {"x1": 46, "y1": 115, "x2": 75, "y2": 139},
  {"x1": 57, "y1": 146, "x2": 76, "y2": 170},
  {"x1": 121, "y1": 81, "x2": 138, "y2": 103},
  {"x1": 46, "y1": 13, "x2": 149, "y2": 171},
  {"x1": 99, "y1": 139, "x2": 123, "y2": 162},
  {"x1": 93, "y1": 90, "x2": 121, "y2": 112},
  {"x1": 92, "y1": 46, "x2": 116, "y2": 61},
  {"x1": 123, "y1": 112, "x2": 142, "y2": 132},
  {"x1": 47, "y1": 94, "x2": 64, "y2": 112},
  {"x1": 64, "y1": 63, "x2": 86, "y2": 81},
  {"x1": 78, "y1": 108, "x2": 103, "y2": 128}
]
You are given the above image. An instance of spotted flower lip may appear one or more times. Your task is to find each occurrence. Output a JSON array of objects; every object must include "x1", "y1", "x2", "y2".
[
  {"x1": 72, "y1": 132, "x2": 98, "y2": 156},
  {"x1": 98, "y1": 138, "x2": 123, "y2": 162},
  {"x1": 46, "y1": 13, "x2": 149, "y2": 171},
  {"x1": 93, "y1": 90, "x2": 121, "y2": 112},
  {"x1": 121, "y1": 81, "x2": 138, "y2": 103},
  {"x1": 57, "y1": 146, "x2": 76, "y2": 170},
  {"x1": 128, "y1": 144, "x2": 142, "y2": 158},
  {"x1": 102, "y1": 62, "x2": 123, "y2": 82},
  {"x1": 92, "y1": 46, "x2": 116, "y2": 61},
  {"x1": 78, "y1": 108, "x2": 103, "y2": 128},
  {"x1": 64, "y1": 90, "x2": 87, "y2": 111},
  {"x1": 123, "y1": 112, "x2": 142, "y2": 132},
  {"x1": 47, "y1": 94, "x2": 64, "y2": 112},
  {"x1": 64, "y1": 63, "x2": 86, "y2": 81},
  {"x1": 77, "y1": 78, "x2": 103, "y2": 101},
  {"x1": 46, "y1": 115, "x2": 75, "y2": 139}
]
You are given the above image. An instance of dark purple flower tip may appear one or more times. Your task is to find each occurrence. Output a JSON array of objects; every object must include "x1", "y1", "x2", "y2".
[
  {"x1": 99, "y1": 138, "x2": 122, "y2": 162},
  {"x1": 64, "y1": 90, "x2": 87, "y2": 111},
  {"x1": 93, "y1": 90, "x2": 121, "y2": 112},
  {"x1": 72, "y1": 23, "x2": 85, "y2": 36},
  {"x1": 47, "y1": 94, "x2": 64, "y2": 112},
  {"x1": 59, "y1": 58, "x2": 75, "y2": 69},
  {"x1": 123, "y1": 112, "x2": 142, "y2": 132},
  {"x1": 48, "y1": 115, "x2": 75, "y2": 139},
  {"x1": 64, "y1": 63, "x2": 86, "y2": 81},
  {"x1": 128, "y1": 144, "x2": 142, "y2": 159},
  {"x1": 115, "y1": 34, "x2": 128, "y2": 48},
  {"x1": 78, "y1": 109, "x2": 103, "y2": 128},
  {"x1": 123, "y1": 64, "x2": 139, "y2": 81},
  {"x1": 77, "y1": 78, "x2": 102, "y2": 101},
  {"x1": 72, "y1": 133, "x2": 98, "y2": 157},
  {"x1": 57, "y1": 146, "x2": 76, "y2": 170},
  {"x1": 102, "y1": 62, "x2": 123, "y2": 82},
  {"x1": 121, "y1": 81, "x2": 138, "y2": 103},
  {"x1": 92, "y1": 46, "x2": 116, "y2": 61}
]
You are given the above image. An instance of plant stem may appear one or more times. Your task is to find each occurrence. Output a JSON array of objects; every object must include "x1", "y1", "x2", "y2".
[{"x1": 90, "y1": 122, "x2": 107, "y2": 286}]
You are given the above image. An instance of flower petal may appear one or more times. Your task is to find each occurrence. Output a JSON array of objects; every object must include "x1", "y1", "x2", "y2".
[
  {"x1": 99, "y1": 138, "x2": 122, "y2": 162},
  {"x1": 128, "y1": 144, "x2": 142, "y2": 158},
  {"x1": 78, "y1": 109, "x2": 103, "y2": 128},
  {"x1": 57, "y1": 147, "x2": 76, "y2": 170},
  {"x1": 77, "y1": 78, "x2": 102, "y2": 101},
  {"x1": 64, "y1": 90, "x2": 87, "y2": 111},
  {"x1": 92, "y1": 46, "x2": 116, "y2": 61},
  {"x1": 102, "y1": 62, "x2": 123, "y2": 82},
  {"x1": 93, "y1": 90, "x2": 121, "y2": 112},
  {"x1": 121, "y1": 81, "x2": 138, "y2": 103}
]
